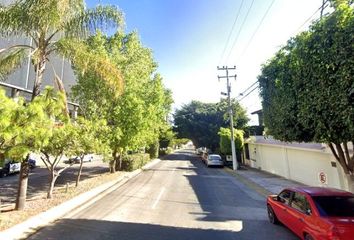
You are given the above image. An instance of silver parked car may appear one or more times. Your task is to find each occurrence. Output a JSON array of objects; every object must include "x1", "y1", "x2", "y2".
[{"x1": 205, "y1": 154, "x2": 223, "y2": 167}]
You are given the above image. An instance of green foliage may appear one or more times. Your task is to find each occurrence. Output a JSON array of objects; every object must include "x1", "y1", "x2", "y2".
[
  {"x1": 120, "y1": 153, "x2": 150, "y2": 172},
  {"x1": 71, "y1": 117, "x2": 111, "y2": 160},
  {"x1": 0, "y1": 87, "x2": 66, "y2": 162},
  {"x1": 170, "y1": 138, "x2": 190, "y2": 148},
  {"x1": 174, "y1": 99, "x2": 249, "y2": 151},
  {"x1": 258, "y1": 1, "x2": 354, "y2": 175},
  {"x1": 159, "y1": 127, "x2": 175, "y2": 149},
  {"x1": 159, "y1": 147, "x2": 173, "y2": 157},
  {"x1": 72, "y1": 31, "x2": 173, "y2": 159},
  {"x1": 244, "y1": 125, "x2": 265, "y2": 137},
  {"x1": 218, "y1": 127, "x2": 244, "y2": 155},
  {"x1": 147, "y1": 140, "x2": 159, "y2": 159},
  {"x1": 259, "y1": 2, "x2": 354, "y2": 144}
]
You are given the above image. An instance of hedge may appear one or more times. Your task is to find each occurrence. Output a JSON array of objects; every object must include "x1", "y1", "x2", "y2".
[{"x1": 120, "y1": 153, "x2": 151, "y2": 172}]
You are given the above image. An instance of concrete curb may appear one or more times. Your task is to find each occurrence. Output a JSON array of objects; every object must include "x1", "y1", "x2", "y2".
[
  {"x1": 224, "y1": 167, "x2": 272, "y2": 197},
  {"x1": 0, "y1": 158, "x2": 161, "y2": 240}
]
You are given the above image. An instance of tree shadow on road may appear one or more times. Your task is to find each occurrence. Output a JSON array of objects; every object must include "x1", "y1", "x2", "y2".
[
  {"x1": 29, "y1": 218, "x2": 298, "y2": 240},
  {"x1": 0, "y1": 164, "x2": 109, "y2": 204}
]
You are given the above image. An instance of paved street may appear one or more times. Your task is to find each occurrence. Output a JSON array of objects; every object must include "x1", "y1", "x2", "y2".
[{"x1": 29, "y1": 151, "x2": 298, "y2": 240}]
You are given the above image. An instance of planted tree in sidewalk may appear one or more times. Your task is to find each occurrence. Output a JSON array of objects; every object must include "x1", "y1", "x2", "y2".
[
  {"x1": 2, "y1": 87, "x2": 66, "y2": 206},
  {"x1": 40, "y1": 123, "x2": 76, "y2": 199},
  {"x1": 72, "y1": 32, "x2": 173, "y2": 172},
  {"x1": 71, "y1": 117, "x2": 110, "y2": 187},
  {"x1": 258, "y1": 0, "x2": 354, "y2": 191},
  {"x1": 0, "y1": 0, "x2": 125, "y2": 209}
]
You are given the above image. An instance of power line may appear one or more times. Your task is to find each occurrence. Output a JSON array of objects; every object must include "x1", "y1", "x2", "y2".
[
  {"x1": 236, "y1": 0, "x2": 276, "y2": 62},
  {"x1": 226, "y1": 0, "x2": 255, "y2": 64},
  {"x1": 238, "y1": 85, "x2": 258, "y2": 102},
  {"x1": 238, "y1": 80, "x2": 258, "y2": 97},
  {"x1": 292, "y1": 0, "x2": 329, "y2": 36},
  {"x1": 218, "y1": 0, "x2": 245, "y2": 65}
]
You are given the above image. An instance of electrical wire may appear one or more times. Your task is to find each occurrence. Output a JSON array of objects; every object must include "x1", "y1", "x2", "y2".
[
  {"x1": 218, "y1": 0, "x2": 245, "y2": 65},
  {"x1": 292, "y1": 0, "x2": 329, "y2": 36},
  {"x1": 238, "y1": 80, "x2": 258, "y2": 97},
  {"x1": 238, "y1": 85, "x2": 258, "y2": 102},
  {"x1": 236, "y1": 0, "x2": 276, "y2": 62},
  {"x1": 225, "y1": 0, "x2": 255, "y2": 64}
]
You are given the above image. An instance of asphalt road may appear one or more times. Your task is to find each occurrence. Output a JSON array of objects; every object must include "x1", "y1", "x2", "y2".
[{"x1": 29, "y1": 151, "x2": 298, "y2": 240}]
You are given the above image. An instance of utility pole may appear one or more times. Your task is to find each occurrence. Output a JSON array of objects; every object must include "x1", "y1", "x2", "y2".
[{"x1": 217, "y1": 66, "x2": 238, "y2": 170}]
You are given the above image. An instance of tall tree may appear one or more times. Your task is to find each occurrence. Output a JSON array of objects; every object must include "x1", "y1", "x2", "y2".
[
  {"x1": 72, "y1": 31, "x2": 173, "y2": 172},
  {"x1": 0, "y1": 0, "x2": 124, "y2": 210},
  {"x1": 258, "y1": 0, "x2": 354, "y2": 191},
  {"x1": 2, "y1": 87, "x2": 66, "y2": 206},
  {"x1": 174, "y1": 99, "x2": 249, "y2": 151}
]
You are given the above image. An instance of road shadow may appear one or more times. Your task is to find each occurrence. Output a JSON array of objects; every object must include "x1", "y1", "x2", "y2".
[
  {"x1": 157, "y1": 150, "x2": 298, "y2": 239},
  {"x1": 29, "y1": 218, "x2": 297, "y2": 240}
]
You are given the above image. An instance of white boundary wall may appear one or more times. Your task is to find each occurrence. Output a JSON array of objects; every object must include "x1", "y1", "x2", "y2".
[{"x1": 245, "y1": 136, "x2": 351, "y2": 191}]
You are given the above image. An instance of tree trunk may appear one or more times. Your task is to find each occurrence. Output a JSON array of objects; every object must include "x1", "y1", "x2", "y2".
[
  {"x1": 32, "y1": 58, "x2": 46, "y2": 100},
  {"x1": 115, "y1": 154, "x2": 122, "y2": 171},
  {"x1": 16, "y1": 45, "x2": 47, "y2": 208},
  {"x1": 47, "y1": 170, "x2": 58, "y2": 199},
  {"x1": 54, "y1": 75, "x2": 69, "y2": 117},
  {"x1": 15, "y1": 155, "x2": 30, "y2": 210},
  {"x1": 75, "y1": 155, "x2": 84, "y2": 187},
  {"x1": 345, "y1": 174, "x2": 354, "y2": 193},
  {"x1": 109, "y1": 159, "x2": 116, "y2": 173}
]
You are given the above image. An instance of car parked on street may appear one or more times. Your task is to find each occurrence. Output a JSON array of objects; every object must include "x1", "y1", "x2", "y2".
[
  {"x1": 0, "y1": 159, "x2": 21, "y2": 178},
  {"x1": 64, "y1": 154, "x2": 94, "y2": 164},
  {"x1": 267, "y1": 186, "x2": 354, "y2": 240},
  {"x1": 204, "y1": 154, "x2": 224, "y2": 167}
]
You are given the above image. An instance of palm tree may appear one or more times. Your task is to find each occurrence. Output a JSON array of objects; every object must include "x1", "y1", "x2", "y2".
[{"x1": 0, "y1": 0, "x2": 124, "y2": 210}]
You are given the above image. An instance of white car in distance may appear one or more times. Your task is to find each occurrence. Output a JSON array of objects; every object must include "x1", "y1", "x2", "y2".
[{"x1": 205, "y1": 154, "x2": 224, "y2": 167}]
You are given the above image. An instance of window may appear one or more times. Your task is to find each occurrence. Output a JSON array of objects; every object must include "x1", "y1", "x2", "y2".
[
  {"x1": 291, "y1": 192, "x2": 311, "y2": 214},
  {"x1": 208, "y1": 155, "x2": 221, "y2": 161},
  {"x1": 278, "y1": 190, "x2": 292, "y2": 205},
  {"x1": 313, "y1": 196, "x2": 354, "y2": 217}
]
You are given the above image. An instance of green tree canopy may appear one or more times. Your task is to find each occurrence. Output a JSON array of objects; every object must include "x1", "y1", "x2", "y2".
[
  {"x1": 218, "y1": 127, "x2": 244, "y2": 155},
  {"x1": 258, "y1": 0, "x2": 354, "y2": 180},
  {"x1": 72, "y1": 31, "x2": 173, "y2": 172},
  {"x1": 173, "y1": 99, "x2": 249, "y2": 151}
]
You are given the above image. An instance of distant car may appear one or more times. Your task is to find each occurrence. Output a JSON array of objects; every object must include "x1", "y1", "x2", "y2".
[
  {"x1": 267, "y1": 186, "x2": 354, "y2": 240},
  {"x1": 0, "y1": 160, "x2": 21, "y2": 177},
  {"x1": 64, "y1": 154, "x2": 94, "y2": 164},
  {"x1": 205, "y1": 154, "x2": 223, "y2": 167},
  {"x1": 28, "y1": 159, "x2": 36, "y2": 169}
]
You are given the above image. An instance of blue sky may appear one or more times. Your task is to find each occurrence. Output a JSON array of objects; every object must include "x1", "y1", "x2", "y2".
[{"x1": 86, "y1": 0, "x2": 328, "y2": 124}]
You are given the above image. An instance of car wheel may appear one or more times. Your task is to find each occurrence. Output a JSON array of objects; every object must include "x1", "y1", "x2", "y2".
[
  {"x1": 267, "y1": 205, "x2": 279, "y2": 224},
  {"x1": 304, "y1": 233, "x2": 314, "y2": 240}
]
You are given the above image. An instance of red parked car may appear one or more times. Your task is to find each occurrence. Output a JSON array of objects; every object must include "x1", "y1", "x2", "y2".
[{"x1": 267, "y1": 187, "x2": 354, "y2": 240}]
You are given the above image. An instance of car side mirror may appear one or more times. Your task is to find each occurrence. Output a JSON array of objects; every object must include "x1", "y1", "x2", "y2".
[
  {"x1": 306, "y1": 209, "x2": 312, "y2": 215},
  {"x1": 276, "y1": 195, "x2": 281, "y2": 202}
]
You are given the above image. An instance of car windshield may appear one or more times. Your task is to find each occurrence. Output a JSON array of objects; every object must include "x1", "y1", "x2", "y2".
[
  {"x1": 209, "y1": 156, "x2": 221, "y2": 161},
  {"x1": 312, "y1": 196, "x2": 354, "y2": 217}
]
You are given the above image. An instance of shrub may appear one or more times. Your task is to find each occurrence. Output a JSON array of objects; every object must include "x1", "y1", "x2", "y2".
[{"x1": 120, "y1": 153, "x2": 150, "y2": 171}]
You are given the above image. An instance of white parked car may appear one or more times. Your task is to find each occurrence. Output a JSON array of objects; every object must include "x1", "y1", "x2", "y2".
[{"x1": 205, "y1": 154, "x2": 224, "y2": 167}]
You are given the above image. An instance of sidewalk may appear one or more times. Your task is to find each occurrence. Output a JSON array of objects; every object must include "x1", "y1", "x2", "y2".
[{"x1": 225, "y1": 166, "x2": 305, "y2": 197}]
